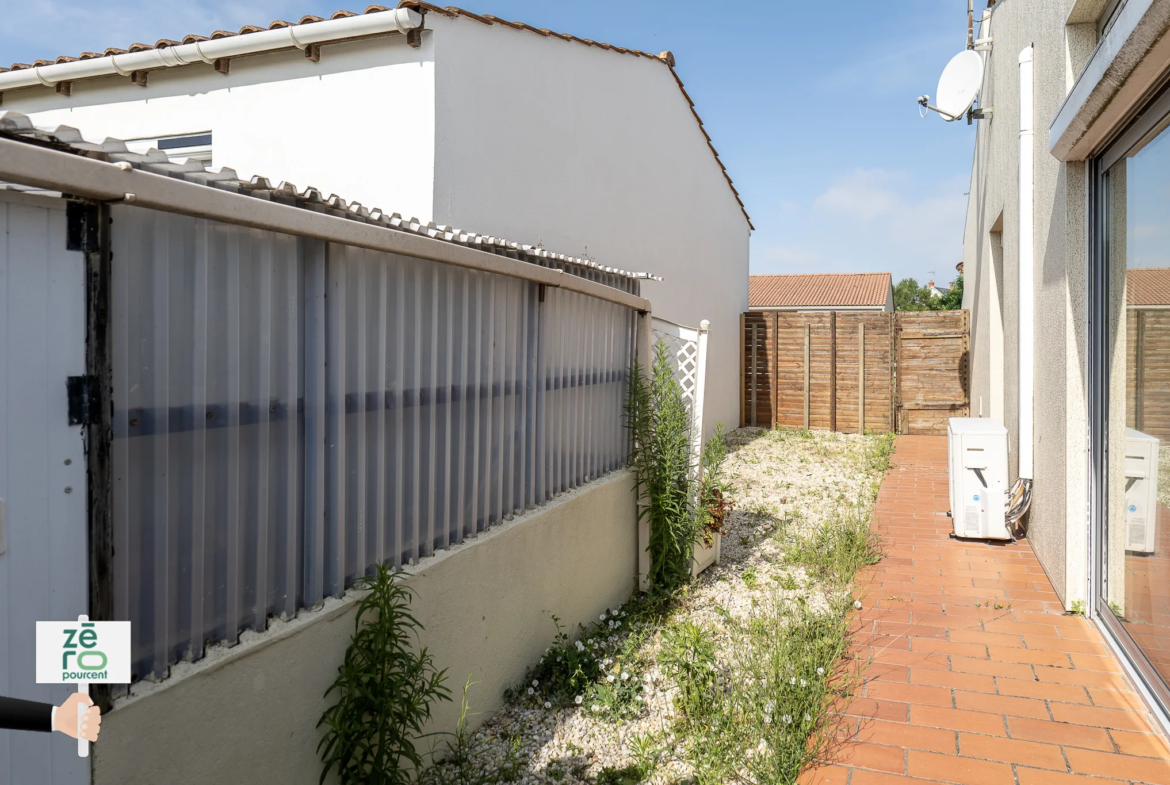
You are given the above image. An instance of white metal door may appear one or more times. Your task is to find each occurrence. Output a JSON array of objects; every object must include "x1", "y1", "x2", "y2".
[{"x1": 0, "y1": 190, "x2": 90, "y2": 784}]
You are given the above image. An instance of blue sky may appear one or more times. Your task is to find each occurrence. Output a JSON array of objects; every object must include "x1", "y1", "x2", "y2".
[{"x1": 1, "y1": 0, "x2": 978, "y2": 286}]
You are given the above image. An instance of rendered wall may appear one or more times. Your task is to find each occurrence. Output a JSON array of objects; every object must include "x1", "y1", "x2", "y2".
[
  {"x1": 91, "y1": 470, "x2": 638, "y2": 785},
  {"x1": 428, "y1": 15, "x2": 751, "y2": 439},
  {"x1": 961, "y1": 0, "x2": 1088, "y2": 606},
  {"x1": 3, "y1": 35, "x2": 436, "y2": 224}
]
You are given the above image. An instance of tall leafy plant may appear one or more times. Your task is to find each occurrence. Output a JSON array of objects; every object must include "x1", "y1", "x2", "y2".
[
  {"x1": 626, "y1": 341, "x2": 698, "y2": 592},
  {"x1": 318, "y1": 564, "x2": 451, "y2": 785}
]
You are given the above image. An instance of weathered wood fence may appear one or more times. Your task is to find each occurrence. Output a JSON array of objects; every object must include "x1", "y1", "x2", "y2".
[
  {"x1": 1127, "y1": 308, "x2": 1170, "y2": 440},
  {"x1": 741, "y1": 310, "x2": 969, "y2": 435}
]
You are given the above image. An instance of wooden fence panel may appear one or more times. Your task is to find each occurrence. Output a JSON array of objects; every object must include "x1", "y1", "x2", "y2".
[
  {"x1": 740, "y1": 309, "x2": 969, "y2": 435},
  {"x1": 1127, "y1": 309, "x2": 1170, "y2": 440},
  {"x1": 775, "y1": 313, "x2": 835, "y2": 429},
  {"x1": 834, "y1": 312, "x2": 895, "y2": 433},
  {"x1": 742, "y1": 312, "x2": 774, "y2": 427},
  {"x1": 895, "y1": 310, "x2": 970, "y2": 434}
]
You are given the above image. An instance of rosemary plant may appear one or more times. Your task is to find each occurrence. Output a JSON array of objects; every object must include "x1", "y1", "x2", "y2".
[
  {"x1": 318, "y1": 564, "x2": 451, "y2": 785},
  {"x1": 626, "y1": 341, "x2": 698, "y2": 593}
]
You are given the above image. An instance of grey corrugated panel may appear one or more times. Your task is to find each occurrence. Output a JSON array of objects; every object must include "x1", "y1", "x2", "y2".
[{"x1": 110, "y1": 205, "x2": 635, "y2": 680}]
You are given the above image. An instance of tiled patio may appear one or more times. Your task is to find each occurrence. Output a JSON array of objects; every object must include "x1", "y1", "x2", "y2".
[{"x1": 804, "y1": 435, "x2": 1170, "y2": 785}]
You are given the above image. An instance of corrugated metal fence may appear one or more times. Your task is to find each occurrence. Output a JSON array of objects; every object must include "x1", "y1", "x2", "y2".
[{"x1": 111, "y1": 205, "x2": 636, "y2": 680}]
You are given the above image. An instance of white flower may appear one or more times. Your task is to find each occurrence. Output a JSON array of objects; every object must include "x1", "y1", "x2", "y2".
[
  {"x1": 600, "y1": 613, "x2": 607, "y2": 620},
  {"x1": 527, "y1": 687, "x2": 535, "y2": 695},
  {"x1": 575, "y1": 641, "x2": 585, "y2": 652},
  {"x1": 764, "y1": 715, "x2": 772, "y2": 725},
  {"x1": 816, "y1": 667, "x2": 824, "y2": 676},
  {"x1": 575, "y1": 695, "x2": 583, "y2": 705},
  {"x1": 854, "y1": 600, "x2": 862, "y2": 610},
  {"x1": 544, "y1": 701, "x2": 552, "y2": 709},
  {"x1": 800, "y1": 679, "x2": 807, "y2": 687},
  {"x1": 592, "y1": 704, "x2": 601, "y2": 712},
  {"x1": 804, "y1": 714, "x2": 812, "y2": 722},
  {"x1": 644, "y1": 673, "x2": 653, "y2": 682},
  {"x1": 790, "y1": 677, "x2": 796, "y2": 685},
  {"x1": 782, "y1": 714, "x2": 793, "y2": 725},
  {"x1": 765, "y1": 702, "x2": 774, "y2": 713},
  {"x1": 621, "y1": 672, "x2": 630, "y2": 681},
  {"x1": 634, "y1": 695, "x2": 643, "y2": 702},
  {"x1": 607, "y1": 674, "x2": 616, "y2": 683},
  {"x1": 557, "y1": 657, "x2": 563, "y2": 662},
  {"x1": 532, "y1": 679, "x2": 539, "y2": 688}
]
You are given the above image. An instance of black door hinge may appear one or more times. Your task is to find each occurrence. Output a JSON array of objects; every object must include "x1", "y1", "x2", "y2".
[
  {"x1": 67, "y1": 375, "x2": 101, "y2": 426},
  {"x1": 66, "y1": 201, "x2": 99, "y2": 253}
]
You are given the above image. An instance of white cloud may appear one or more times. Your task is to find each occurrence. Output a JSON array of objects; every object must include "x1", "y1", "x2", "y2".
[
  {"x1": 753, "y1": 167, "x2": 967, "y2": 281},
  {"x1": 817, "y1": 167, "x2": 965, "y2": 263}
]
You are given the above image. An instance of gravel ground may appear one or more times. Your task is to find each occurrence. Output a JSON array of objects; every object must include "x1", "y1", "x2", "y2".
[{"x1": 422, "y1": 428, "x2": 888, "y2": 785}]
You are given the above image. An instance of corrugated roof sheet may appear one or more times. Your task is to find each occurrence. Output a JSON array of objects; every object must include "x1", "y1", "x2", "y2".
[
  {"x1": 749, "y1": 273, "x2": 892, "y2": 308},
  {"x1": 0, "y1": 110, "x2": 659, "y2": 288},
  {"x1": 1128, "y1": 267, "x2": 1170, "y2": 306},
  {"x1": 1, "y1": 2, "x2": 752, "y2": 230}
]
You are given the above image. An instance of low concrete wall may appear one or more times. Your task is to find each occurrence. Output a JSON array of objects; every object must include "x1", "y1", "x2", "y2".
[{"x1": 93, "y1": 470, "x2": 638, "y2": 784}]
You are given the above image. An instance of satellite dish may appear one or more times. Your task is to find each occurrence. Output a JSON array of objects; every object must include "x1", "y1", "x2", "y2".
[{"x1": 935, "y1": 50, "x2": 984, "y2": 120}]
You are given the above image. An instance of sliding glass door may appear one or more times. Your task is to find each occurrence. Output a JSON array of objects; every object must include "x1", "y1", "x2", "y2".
[{"x1": 1093, "y1": 88, "x2": 1170, "y2": 712}]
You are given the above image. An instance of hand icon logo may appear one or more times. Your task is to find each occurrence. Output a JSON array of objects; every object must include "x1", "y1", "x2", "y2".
[{"x1": 53, "y1": 693, "x2": 101, "y2": 742}]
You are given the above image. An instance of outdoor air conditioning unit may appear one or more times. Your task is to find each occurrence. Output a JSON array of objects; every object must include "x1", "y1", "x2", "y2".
[
  {"x1": 948, "y1": 418, "x2": 1010, "y2": 540},
  {"x1": 1125, "y1": 427, "x2": 1159, "y2": 554}
]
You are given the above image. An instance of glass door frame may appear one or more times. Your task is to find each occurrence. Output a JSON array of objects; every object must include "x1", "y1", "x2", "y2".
[{"x1": 1089, "y1": 84, "x2": 1170, "y2": 720}]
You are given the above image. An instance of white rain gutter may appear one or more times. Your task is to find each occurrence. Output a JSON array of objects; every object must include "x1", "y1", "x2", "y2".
[
  {"x1": 1018, "y1": 44, "x2": 1035, "y2": 481},
  {"x1": 0, "y1": 7, "x2": 422, "y2": 92}
]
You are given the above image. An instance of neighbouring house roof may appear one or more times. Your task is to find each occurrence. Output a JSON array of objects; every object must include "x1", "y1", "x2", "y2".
[
  {"x1": 1127, "y1": 267, "x2": 1170, "y2": 306},
  {"x1": 0, "y1": 2, "x2": 751, "y2": 230},
  {"x1": 0, "y1": 111, "x2": 660, "y2": 287},
  {"x1": 749, "y1": 273, "x2": 892, "y2": 309}
]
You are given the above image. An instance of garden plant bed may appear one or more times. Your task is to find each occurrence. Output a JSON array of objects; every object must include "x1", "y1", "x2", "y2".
[{"x1": 422, "y1": 428, "x2": 894, "y2": 785}]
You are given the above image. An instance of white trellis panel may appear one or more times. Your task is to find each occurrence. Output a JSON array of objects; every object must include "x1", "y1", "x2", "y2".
[{"x1": 649, "y1": 317, "x2": 717, "y2": 577}]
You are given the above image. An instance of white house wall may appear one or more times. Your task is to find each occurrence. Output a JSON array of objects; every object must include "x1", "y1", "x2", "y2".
[
  {"x1": 3, "y1": 34, "x2": 436, "y2": 223},
  {"x1": 428, "y1": 16, "x2": 751, "y2": 437},
  {"x1": 962, "y1": 0, "x2": 1090, "y2": 607}
]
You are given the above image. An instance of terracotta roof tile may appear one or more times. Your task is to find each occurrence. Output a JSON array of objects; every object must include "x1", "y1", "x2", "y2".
[
  {"x1": 749, "y1": 273, "x2": 892, "y2": 309},
  {"x1": 1127, "y1": 268, "x2": 1170, "y2": 306}
]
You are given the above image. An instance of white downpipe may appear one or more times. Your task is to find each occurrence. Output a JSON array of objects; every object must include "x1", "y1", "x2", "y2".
[
  {"x1": 0, "y1": 7, "x2": 422, "y2": 91},
  {"x1": 1018, "y1": 45, "x2": 1035, "y2": 481}
]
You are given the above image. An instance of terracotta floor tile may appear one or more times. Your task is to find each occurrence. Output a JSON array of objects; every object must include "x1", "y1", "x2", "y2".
[
  {"x1": 1016, "y1": 768, "x2": 1128, "y2": 785},
  {"x1": 854, "y1": 719, "x2": 956, "y2": 753},
  {"x1": 996, "y1": 677, "x2": 1090, "y2": 704},
  {"x1": 956, "y1": 732, "x2": 1066, "y2": 769},
  {"x1": 1049, "y1": 701, "x2": 1158, "y2": 732},
  {"x1": 865, "y1": 681, "x2": 952, "y2": 707},
  {"x1": 1005, "y1": 717, "x2": 1115, "y2": 750},
  {"x1": 950, "y1": 656, "x2": 1036, "y2": 680},
  {"x1": 908, "y1": 705, "x2": 1007, "y2": 736},
  {"x1": 908, "y1": 668, "x2": 994, "y2": 693},
  {"x1": 838, "y1": 742, "x2": 906, "y2": 774},
  {"x1": 905, "y1": 750, "x2": 1015, "y2": 785},
  {"x1": 1065, "y1": 746, "x2": 1170, "y2": 784},
  {"x1": 814, "y1": 436, "x2": 1168, "y2": 785},
  {"x1": 1032, "y1": 665, "x2": 1133, "y2": 689},
  {"x1": 1112, "y1": 728, "x2": 1170, "y2": 758}
]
